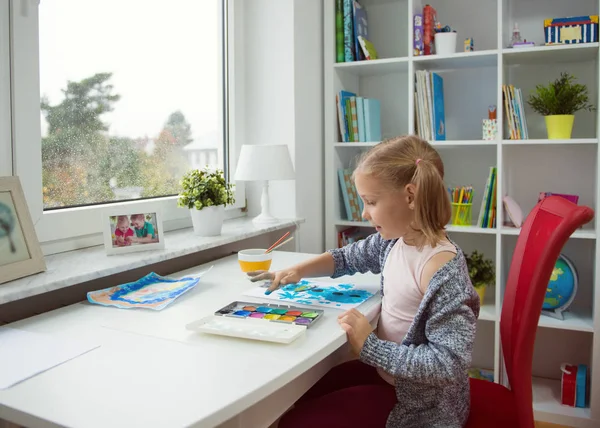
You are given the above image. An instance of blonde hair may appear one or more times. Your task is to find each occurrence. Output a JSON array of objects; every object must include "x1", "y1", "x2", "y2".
[
  {"x1": 353, "y1": 135, "x2": 451, "y2": 247},
  {"x1": 116, "y1": 215, "x2": 130, "y2": 227}
]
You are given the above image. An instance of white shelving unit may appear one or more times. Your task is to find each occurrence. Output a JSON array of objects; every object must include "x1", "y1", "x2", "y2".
[{"x1": 324, "y1": 0, "x2": 600, "y2": 426}]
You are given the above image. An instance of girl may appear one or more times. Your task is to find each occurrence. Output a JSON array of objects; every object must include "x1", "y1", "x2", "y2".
[{"x1": 248, "y1": 135, "x2": 479, "y2": 427}]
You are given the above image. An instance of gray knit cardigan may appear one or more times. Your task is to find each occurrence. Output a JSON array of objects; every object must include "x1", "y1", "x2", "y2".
[{"x1": 327, "y1": 232, "x2": 480, "y2": 428}]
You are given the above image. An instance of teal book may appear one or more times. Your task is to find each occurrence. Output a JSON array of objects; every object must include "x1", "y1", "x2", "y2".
[
  {"x1": 343, "y1": 0, "x2": 355, "y2": 61},
  {"x1": 363, "y1": 98, "x2": 381, "y2": 142}
]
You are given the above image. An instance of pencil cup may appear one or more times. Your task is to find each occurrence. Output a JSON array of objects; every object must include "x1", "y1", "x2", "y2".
[
  {"x1": 238, "y1": 249, "x2": 273, "y2": 273},
  {"x1": 451, "y1": 203, "x2": 472, "y2": 226}
]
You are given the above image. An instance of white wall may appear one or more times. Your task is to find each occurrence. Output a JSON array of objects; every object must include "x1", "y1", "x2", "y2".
[{"x1": 242, "y1": 0, "x2": 324, "y2": 254}]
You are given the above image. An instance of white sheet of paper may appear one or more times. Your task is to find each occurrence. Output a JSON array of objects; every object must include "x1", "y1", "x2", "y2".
[
  {"x1": 0, "y1": 327, "x2": 100, "y2": 390},
  {"x1": 243, "y1": 279, "x2": 380, "y2": 311}
]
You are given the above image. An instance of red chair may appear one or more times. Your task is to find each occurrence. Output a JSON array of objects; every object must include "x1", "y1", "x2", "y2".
[{"x1": 466, "y1": 196, "x2": 594, "y2": 428}]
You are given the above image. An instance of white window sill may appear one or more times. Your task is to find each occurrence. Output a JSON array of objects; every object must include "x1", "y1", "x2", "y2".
[{"x1": 0, "y1": 216, "x2": 304, "y2": 305}]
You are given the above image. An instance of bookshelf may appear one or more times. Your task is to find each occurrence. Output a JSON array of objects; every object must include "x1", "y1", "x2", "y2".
[{"x1": 324, "y1": 0, "x2": 600, "y2": 426}]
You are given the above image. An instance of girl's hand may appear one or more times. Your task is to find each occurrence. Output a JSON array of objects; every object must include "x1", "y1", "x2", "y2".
[
  {"x1": 246, "y1": 268, "x2": 303, "y2": 294},
  {"x1": 338, "y1": 308, "x2": 373, "y2": 355}
]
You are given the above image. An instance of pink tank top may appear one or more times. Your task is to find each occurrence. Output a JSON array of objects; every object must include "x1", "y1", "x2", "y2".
[{"x1": 376, "y1": 237, "x2": 457, "y2": 385}]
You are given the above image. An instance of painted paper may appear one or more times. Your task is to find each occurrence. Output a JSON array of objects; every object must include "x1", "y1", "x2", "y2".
[
  {"x1": 87, "y1": 268, "x2": 211, "y2": 310},
  {"x1": 243, "y1": 279, "x2": 379, "y2": 310}
]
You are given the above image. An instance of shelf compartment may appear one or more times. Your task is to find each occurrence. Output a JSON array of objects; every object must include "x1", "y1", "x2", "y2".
[
  {"x1": 503, "y1": 43, "x2": 599, "y2": 66},
  {"x1": 537, "y1": 309, "x2": 594, "y2": 333},
  {"x1": 532, "y1": 377, "x2": 592, "y2": 424},
  {"x1": 502, "y1": 139, "x2": 598, "y2": 146},
  {"x1": 501, "y1": 227, "x2": 596, "y2": 240},
  {"x1": 431, "y1": 140, "x2": 498, "y2": 149},
  {"x1": 478, "y1": 303, "x2": 496, "y2": 321},
  {"x1": 334, "y1": 57, "x2": 409, "y2": 76},
  {"x1": 334, "y1": 140, "x2": 500, "y2": 148},
  {"x1": 413, "y1": 50, "x2": 498, "y2": 71},
  {"x1": 446, "y1": 225, "x2": 497, "y2": 235}
]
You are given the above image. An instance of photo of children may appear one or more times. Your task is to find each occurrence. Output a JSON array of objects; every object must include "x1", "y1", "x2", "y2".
[{"x1": 110, "y1": 213, "x2": 160, "y2": 248}]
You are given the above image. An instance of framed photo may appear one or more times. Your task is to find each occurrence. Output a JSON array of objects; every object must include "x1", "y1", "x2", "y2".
[
  {"x1": 102, "y1": 208, "x2": 165, "y2": 255},
  {"x1": 0, "y1": 176, "x2": 46, "y2": 285}
]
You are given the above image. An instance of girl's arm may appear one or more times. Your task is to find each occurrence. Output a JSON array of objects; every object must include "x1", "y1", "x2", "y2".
[{"x1": 326, "y1": 232, "x2": 385, "y2": 277}]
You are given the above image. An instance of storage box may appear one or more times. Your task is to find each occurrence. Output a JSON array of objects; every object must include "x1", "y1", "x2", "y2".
[{"x1": 544, "y1": 16, "x2": 598, "y2": 45}]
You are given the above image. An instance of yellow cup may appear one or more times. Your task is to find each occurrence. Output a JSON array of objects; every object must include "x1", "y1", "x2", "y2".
[{"x1": 237, "y1": 249, "x2": 273, "y2": 273}]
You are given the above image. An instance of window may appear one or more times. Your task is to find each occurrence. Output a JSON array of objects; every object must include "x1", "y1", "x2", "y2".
[
  {"x1": 10, "y1": 0, "x2": 245, "y2": 251},
  {"x1": 39, "y1": 0, "x2": 226, "y2": 209}
]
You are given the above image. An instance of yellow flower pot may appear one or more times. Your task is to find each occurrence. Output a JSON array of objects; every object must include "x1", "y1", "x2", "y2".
[
  {"x1": 545, "y1": 115, "x2": 574, "y2": 139},
  {"x1": 474, "y1": 285, "x2": 486, "y2": 303}
]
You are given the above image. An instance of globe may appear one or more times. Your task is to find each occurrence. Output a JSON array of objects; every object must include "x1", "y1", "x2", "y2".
[{"x1": 543, "y1": 254, "x2": 577, "y2": 312}]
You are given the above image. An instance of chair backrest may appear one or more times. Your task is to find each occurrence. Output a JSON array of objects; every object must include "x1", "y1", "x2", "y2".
[{"x1": 500, "y1": 196, "x2": 594, "y2": 428}]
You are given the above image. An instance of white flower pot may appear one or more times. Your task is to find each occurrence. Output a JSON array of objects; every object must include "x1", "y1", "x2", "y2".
[{"x1": 189, "y1": 205, "x2": 225, "y2": 236}]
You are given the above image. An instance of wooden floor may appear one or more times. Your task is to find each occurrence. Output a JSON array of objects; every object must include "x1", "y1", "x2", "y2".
[{"x1": 535, "y1": 422, "x2": 573, "y2": 428}]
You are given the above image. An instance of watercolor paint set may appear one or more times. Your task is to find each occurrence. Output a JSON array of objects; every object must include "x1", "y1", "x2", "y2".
[
  {"x1": 215, "y1": 301, "x2": 324, "y2": 327},
  {"x1": 185, "y1": 301, "x2": 325, "y2": 344}
]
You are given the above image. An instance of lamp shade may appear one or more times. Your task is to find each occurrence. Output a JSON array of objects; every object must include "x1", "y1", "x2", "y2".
[{"x1": 234, "y1": 144, "x2": 295, "y2": 181}]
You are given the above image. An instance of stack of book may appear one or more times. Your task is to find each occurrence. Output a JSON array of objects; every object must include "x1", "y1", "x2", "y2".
[
  {"x1": 336, "y1": 90, "x2": 381, "y2": 142},
  {"x1": 502, "y1": 84, "x2": 529, "y2": 139},
  {"x1": 477, "y1": 167, "x2": 497, "y2": 228},
  {"x1": 414, "y1": 70, "x2": 446, "y2": 141},
  {"x1": 336, "y1": 0, "x2": 377, "y2": 62}
]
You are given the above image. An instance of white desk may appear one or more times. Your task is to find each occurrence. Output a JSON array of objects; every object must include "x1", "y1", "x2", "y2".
[{"x1": 0, "y1": 251, "x2": 381, "y2": 428}]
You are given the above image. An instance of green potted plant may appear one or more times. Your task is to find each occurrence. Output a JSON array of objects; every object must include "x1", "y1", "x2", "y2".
[
  {"x1": 465, "y1": 250, "x2": 495, "y2": 303},
  {"x1": 177, "y1": 168, "x2": 235, "y2": 236},
  {"x1": 527, "y1": 72, "x2": 596, "y2": 139}
]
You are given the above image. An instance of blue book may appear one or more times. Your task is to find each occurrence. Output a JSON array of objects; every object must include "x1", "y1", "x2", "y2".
[
  {"x1": 338, "y1": 90, "x2": 356, "y2": 142},
  {"x1": 576, "y1": 364, "x2": 587, "y2": 408},
  {"x1": 432, "y1": 73, "x2": 446, "y2": 141},
  {"x1": 352, "y1": 1, "x2": 368, "y2": 61},
  {"x1": 363, "y1": 98, "x2": 381, "y2": 142},
  {"x1": 343, "y1": 0, "x2": 355, "y2": 62}
]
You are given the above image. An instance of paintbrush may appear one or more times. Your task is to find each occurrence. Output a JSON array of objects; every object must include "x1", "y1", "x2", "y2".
[
  {"x1": 264, "y1": 231, "x2": 290, "y2": 253},
  {"x1": 265, "y1": 236, "x2": 294, "y2": 253}
]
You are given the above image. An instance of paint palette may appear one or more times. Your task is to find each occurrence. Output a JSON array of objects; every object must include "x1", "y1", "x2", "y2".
[
  {"x1": 214, "y1": 301, "x2": 324, "y2": 328},
  {"x1": 186, "y1": 316, "x2": 306, "y2": 344}
]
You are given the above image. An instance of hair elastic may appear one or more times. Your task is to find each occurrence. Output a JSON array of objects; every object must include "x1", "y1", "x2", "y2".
[{"x1": 415, "y1": 158, "x2": 422, "y2": 165}]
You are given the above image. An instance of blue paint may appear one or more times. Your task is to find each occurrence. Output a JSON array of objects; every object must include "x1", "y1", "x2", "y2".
[
  {"x1": 273, "y1": 280, "x2": 374, "y2": 307},
  {"x1": 233, "y1": 310, "x2": 251, "y2": 316},
  {"x1": 86, "y1": 272, "x2": 201, "y2": 311},
  {"x1": 256, "y1": 307, "x2": 272, "y2": 313}
]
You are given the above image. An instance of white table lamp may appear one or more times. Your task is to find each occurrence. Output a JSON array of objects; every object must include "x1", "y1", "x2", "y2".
[{"x1": 234, "y1": 144, "x2": 295, "y2": 225}]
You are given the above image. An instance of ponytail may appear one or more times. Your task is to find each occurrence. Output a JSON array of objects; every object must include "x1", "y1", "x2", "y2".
[
  {"x1": 412, "y1": 159, "x2": 451, "y2": 246},
  {"x1": 354, "y1": 135, "x2": 451, "y2": 248}
]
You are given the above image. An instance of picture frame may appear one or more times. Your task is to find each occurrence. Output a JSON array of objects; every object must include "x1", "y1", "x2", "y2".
[
  {"x1": 0, "y1": 176, "x2": 46, "y2": 285},
  {"x1": 101, "y1": 207, "x2": 165, "y2": 255}
]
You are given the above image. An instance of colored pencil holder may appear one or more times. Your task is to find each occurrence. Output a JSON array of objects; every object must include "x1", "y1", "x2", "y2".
[
  {"x1": 451, "y1": 203, "x2": 472, "y2": 226},
  {"x1": 238, "y1": 249, "x2": 273, "y2": 273}
]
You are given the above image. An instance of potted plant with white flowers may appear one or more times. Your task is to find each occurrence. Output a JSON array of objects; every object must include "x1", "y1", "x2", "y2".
[{"x1": 177, "y1": 168, "x2": 235, "y2": 236}]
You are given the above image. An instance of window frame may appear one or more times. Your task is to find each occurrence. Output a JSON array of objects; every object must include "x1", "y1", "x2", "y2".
[
  {"x1": 0, "y1": 1, "x2": 11, "y2": 177},
  {"x1": 9, "y1": 0, "x2": 246, "y2": 255}
]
